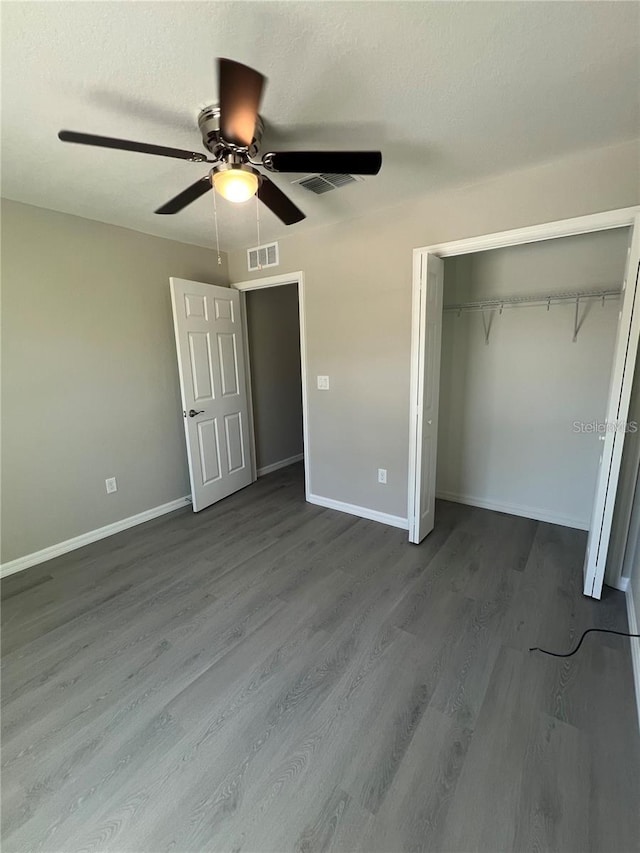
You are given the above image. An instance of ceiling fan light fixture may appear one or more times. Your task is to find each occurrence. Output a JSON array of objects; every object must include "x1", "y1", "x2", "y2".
[{"x1": 212, "y1": 164, "x2": 260, "y2": 203}]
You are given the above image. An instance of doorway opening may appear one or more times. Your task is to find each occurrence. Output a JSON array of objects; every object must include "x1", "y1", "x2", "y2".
[
  {"x1": 408, "y1": 208, "x2": 640, "y2": 599},
  {"x1": 231, "y1": 271, "x2": 310, "y2": 500}
]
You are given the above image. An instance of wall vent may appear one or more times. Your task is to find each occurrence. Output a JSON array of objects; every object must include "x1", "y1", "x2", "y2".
[
  {"x1": 247, "y1": 241, "x2": 279, "y2": 272},
  {"x1": 294, "y1": 173, "x2": 362, "y2": 194}
]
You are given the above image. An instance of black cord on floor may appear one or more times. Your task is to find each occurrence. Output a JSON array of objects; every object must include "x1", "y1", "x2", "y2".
[{"x1": 530, "y1": 628, "x2": 640, "y2": 658}]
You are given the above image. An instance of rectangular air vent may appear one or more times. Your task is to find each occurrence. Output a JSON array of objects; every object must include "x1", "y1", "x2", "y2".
[
  {"x1": 294, "y1": 173, "x2": 362, "y2": 194},
  {"x1": 247, "y1": 241, "x2": 279, "y2": 272}
]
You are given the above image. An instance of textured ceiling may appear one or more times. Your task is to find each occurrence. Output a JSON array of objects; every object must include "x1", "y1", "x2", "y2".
[{"x1": 2, "y1": 1, "x2": 639, "y2": 251}]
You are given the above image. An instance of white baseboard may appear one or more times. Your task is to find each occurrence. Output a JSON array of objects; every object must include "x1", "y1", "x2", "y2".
[
  {"x1": 625, "y1": 585, "x2": 640, "y2": 734},
  {"x1": 611, "y1": 576, "x2": 631, "y2": 593},
  {"x1": 307, "y1": 493, "x2": 409, "y2": 530},
  {"x1": 0, "y1": 496, "x2": 191, "y2": 579},
  {"x1": 435, "y1": 490, "x2": 589, "y2": 531},
  {"x1": 257, "y1": 453, "x2": 304, "y2": 478}
]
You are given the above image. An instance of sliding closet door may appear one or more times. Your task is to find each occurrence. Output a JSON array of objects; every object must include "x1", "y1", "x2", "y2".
[
  {"x1": 583, "y1": 216, "x2": 640, "y2": 598},
  {"x1": 409, "y1": 253, "x2": 444, "y2": 544}
]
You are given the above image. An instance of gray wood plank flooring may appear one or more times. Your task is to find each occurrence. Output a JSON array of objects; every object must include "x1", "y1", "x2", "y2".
[{"x1": 2, "y1": 463, "x2": 639, "y2": 852}]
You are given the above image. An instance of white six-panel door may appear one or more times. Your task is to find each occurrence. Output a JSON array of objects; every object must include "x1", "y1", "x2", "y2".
[
  {"x1": 583, "y1": 216, "x2": 640, "y2": 598},
  {"x1": 170, "y1": 278, "x2": 252, "y2": 512},
  {"x1": 409, "y1": 253, "x2": 444, "y2": 543}
]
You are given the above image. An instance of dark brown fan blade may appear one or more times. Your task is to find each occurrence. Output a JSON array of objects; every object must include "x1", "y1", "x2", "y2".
[
  {"x1": 155, "y1": 176, "x2": 212, "y2": 214},
  {"x1": 257, "y1": 177, "x2": 305, "y2": 225},
  {"x1": 263, "y1": 151, "x2": 382, "y2": 175},
  {"x1": 218, "y1": 58, "x2": 266, "y2": 148},
  {"x1": 58, "y1": 130, "x2": 210, "y2": 162}
]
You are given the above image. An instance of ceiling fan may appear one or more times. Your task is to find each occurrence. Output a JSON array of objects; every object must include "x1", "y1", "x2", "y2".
[{"x1": 58, "y1": 58, "x2": 383, "y2": 226}]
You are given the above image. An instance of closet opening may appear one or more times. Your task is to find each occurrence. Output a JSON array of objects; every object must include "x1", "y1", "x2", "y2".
[
  {"x1": 408, "y1": 208, "x2": 640, "y2": 599},
  {"x1": 438, "y1": 229, "x2": 629, "y2": 531}
]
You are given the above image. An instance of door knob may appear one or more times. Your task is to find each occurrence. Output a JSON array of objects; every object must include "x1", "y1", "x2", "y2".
[{"x1": 188, "y1": 409, "x2": 204, "y2": 418}]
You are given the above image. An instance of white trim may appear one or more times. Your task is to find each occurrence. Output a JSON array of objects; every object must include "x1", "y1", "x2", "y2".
[
  {"x1": 257, "y1": 453, "x2": 304, "y2": 477},
  {"x1": 407, "y1": 249, "x2": 424, "y2": 543},
  {"x1": 237, "y1": 289, "x2": 258, "y2": 484},
  {"x1": 435, "y1": 490, "x2": 588, "y2": 530},
  {"x1": 308, "y1": 493, "x2": 409, "y2": 530},
  {"x1": 231, "y1": 271, "x2": 311, "y2": 503},
  {"x1": 416, "y1": 206, "x2": 640, "y2": 258},
  {"x1": 0, "y1": 496, "x2": 191, "y2": 578},
  {"x1": 612, "y1": 576, "x2": 631, "y2": 593},
  {"x1": 625, "y1": 585, "x2": 640, "y2": 734},
  {"x1": 408, "y1": 207, "x2": 640, "y2": 548},
  {"x1": 583, "y1": 215, "x2": 640, "y2": 598},
  {"x1": 232, "y1": 271, "x2": 304, "y2": 292}
]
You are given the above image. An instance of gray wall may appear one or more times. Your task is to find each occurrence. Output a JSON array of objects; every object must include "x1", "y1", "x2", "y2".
[
  {"x1": 608, "y1": 342, "x2": 640, "y2": 585},
  {"x1": 1, "y1": 200, "x2": 228, "y2": 563},
  {"x1": 622, "y1": 475, "x2": 640, "y2": 636},
  {"x1": 245, "y1": 284, "x2": 303, "y2": 471},
  {"x1": 228, "y1": 139, "x2": 640, "y2": 520},
  {"x1": 620, "y1": 447, "x2": 640, "y2": 697},
  {"x1": 437, "y1": 229, "x2": 629, "y2": 528}
]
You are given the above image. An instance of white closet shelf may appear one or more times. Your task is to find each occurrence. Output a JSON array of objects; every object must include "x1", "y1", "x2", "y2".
[
  {"x1": 444, "y1": 288, "x2": 623, "y2": 344},
  {"x1": 443, "y1": 288, "x2": 621, "y2": 314}
]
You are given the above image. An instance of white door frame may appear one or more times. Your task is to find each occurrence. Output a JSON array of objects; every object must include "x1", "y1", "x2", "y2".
[
  {"x1": 408, "y1": 205, "x2": 640, "y2": 552},
  {"x1": 230, "y1": 271, "x2": 310, "y2": 501}
]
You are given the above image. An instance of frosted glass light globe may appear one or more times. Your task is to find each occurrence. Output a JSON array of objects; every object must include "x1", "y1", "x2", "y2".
[{"x1": 212, "y1": 167, "x2": 259, "y2": 203}]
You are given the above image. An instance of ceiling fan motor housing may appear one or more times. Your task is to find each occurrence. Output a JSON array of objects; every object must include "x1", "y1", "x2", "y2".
[{"x1": 197, "y1": 104, "x2": 264, "y2": 159}]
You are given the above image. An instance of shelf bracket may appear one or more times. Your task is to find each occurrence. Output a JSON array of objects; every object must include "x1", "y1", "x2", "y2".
[
  {"x1": 482, "y1": 308, "x2": 494, "y2": 345},
  {"x1": 573, "y1": 296, "x2": 582, "y2": 342}
]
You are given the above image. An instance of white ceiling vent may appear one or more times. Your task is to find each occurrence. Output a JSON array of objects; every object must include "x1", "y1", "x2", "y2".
[
  {"x1": 247, "y1": 241, "x2": 279, "y2": 272},
  {"x1": 294, "y1": 173, "x2": 363, "y2": 194}
]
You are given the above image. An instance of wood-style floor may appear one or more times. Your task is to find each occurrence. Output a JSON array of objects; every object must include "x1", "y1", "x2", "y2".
[{"x1": 2, "y1": 463, "x2": 639, "y2": 853}]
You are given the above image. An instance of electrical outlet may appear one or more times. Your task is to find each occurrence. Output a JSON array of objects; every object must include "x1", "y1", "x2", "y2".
[
  {"x1": 317, "y1": 375, "x2": 330, "y2": 390},
  {"x1": 105, "y1": 477, "x2": 117, "y2": 494},
  {"x1": 378, "y1": 468, "x2": 387, "y2": 484}
]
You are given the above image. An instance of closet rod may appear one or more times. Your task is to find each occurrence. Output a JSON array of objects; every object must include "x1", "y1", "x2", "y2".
[{"x1": 443, "y1": 288, "x2": 621, "y2": 314}]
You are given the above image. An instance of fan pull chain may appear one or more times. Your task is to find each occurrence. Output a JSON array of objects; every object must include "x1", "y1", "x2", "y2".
[
  {"x1": 256, "y1": 192, "x2": 262, "y2": 269},
  {"x1": 212, "y1": 186, "x2": 222, "y2": 266}
]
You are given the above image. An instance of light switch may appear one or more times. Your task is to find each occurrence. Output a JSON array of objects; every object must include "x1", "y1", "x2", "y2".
[{"x1": 317, "y1": 375, "x2": 330, "y2": 390}]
